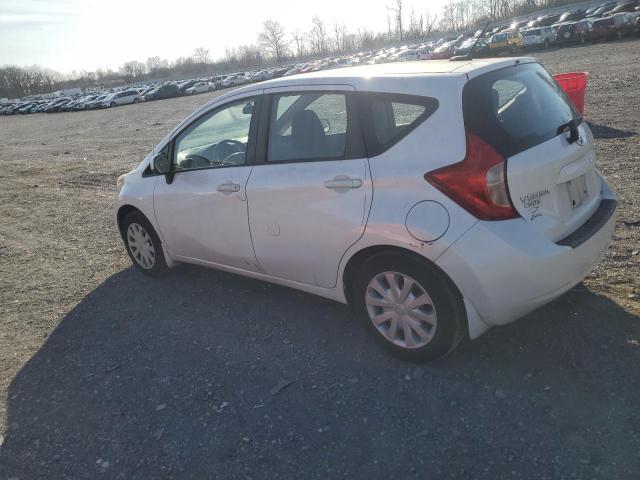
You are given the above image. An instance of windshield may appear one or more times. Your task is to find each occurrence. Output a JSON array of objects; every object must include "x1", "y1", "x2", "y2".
[
  {"x1": 491, "y1": 33, "x2": 506, "y2": 42},
  {"x1": 523, "y1": 29, "x2": 541, "y2": 35}
]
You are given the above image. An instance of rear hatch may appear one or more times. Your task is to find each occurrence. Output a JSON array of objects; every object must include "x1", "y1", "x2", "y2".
[{"x1": 463, "y1": 62, "x2": 601, "y2": 242}]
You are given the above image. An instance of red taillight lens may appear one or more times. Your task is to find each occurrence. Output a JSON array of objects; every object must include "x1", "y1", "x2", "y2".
[{"x1": 425, "y1": 130, "x2": 519, "y2": 221}]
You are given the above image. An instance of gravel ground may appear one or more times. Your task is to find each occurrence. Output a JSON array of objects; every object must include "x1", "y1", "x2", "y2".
[{"x1": 0, "y1": 39, "x2": 639, "y2": 479}]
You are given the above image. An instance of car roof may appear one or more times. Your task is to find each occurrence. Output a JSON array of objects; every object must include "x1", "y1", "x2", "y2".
[{"x1": 236, "y1": 57, "x2": 536, "y2": 90}]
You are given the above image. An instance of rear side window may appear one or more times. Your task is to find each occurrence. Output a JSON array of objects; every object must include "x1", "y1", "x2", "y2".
[
  {"x1": 358, "y1": 92, "x2": 438, "y2": 157},
  {"x1": 463, "y1": 62, "x2": 581, "y2": 158},
  {"x1": 267, "y1": 92, "x2": 349, "y2": 162}
]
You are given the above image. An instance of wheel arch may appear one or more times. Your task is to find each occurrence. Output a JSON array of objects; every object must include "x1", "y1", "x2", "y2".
[
  {"x1": 116, "y1": 204, "x2": 143, "y2": 239},
  {"x1": 116, "y1": 203, "x2": 178, "y2": 268},
  {"x1": 341, "y1": 245, "x2": 463, "y2": 310}
]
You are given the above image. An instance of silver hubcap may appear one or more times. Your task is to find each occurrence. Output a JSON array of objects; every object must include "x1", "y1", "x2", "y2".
[
  {"x1": 127, "y1": 223, "x2": 155, "y2": 269},
  {"x1": 365, "y1": 271, "x2": 437, "y2": 349}
]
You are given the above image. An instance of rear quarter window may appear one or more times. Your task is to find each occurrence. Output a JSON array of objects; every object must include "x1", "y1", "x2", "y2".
[
  {"x1": 463, "y1": 62, "x2": 581, "y2": 158},
  {"x1": 358, "y1": 92, "x2": 438, "y2": 157}
]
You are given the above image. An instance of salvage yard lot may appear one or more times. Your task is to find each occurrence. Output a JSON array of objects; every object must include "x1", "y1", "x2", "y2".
[{"x1": 1, "y1": 40, "x2": 639, "y2": 479}]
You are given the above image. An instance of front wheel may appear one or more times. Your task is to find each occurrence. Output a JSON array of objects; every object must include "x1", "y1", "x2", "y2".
[
  {"x1": 353, "y1": 253, "x2": 465, "y2": 361},
  {"x1": 110, "y1": 101, "x2": 116, "y2": 108},
  {"x1": 122, "y1": 211, "x2": 169, "y2": 277},
  {"x1": 133, "y1": 98, "x2": 140, "y2": 104},
  {"x1": 544, "y1": 39, "x2": 550, "y2": 49}
]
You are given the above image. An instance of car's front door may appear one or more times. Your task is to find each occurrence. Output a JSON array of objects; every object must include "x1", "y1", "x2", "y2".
[
  {"x1": 153, "y1": 94, "x2": 262, "y2": 271},
  {"x1": 246, "y1": 86, "x2": 372, "y2": 288}
]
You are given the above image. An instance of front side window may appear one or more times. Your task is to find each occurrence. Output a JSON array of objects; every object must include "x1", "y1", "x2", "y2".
[
  {"x1": 173, "y1": 97, "x2": 255, "y2": 170},
  {"x1": 268, "y1": 92, "x2": 348, "y2": 162}
]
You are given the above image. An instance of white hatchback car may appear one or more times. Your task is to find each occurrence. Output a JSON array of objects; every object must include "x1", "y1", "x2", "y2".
[
  {"x1": 115, "y1": 58, "x2": 616, "y2": 360},
  {"x1": 185, "y1": 82, "x2": 214, "y2": 95},
  {"x1": 521, "y1": 26, "x2": 556, "y2": 49},
  {"x1": 103, "y1": 90, "x2": 142, "y2": 108}
]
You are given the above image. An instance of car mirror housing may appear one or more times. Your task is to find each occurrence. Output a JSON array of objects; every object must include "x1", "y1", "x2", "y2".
[
  {"x1": 151, "y1": 152, "x2": 170, "y2": 175},
  {"x1": 242, "y1": 102, "x2": 254, "y2": 115}
]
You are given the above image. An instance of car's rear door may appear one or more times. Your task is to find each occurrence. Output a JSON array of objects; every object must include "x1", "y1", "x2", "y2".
[
  {"x1": 464, "y1": 62, "x2": 604, "y2": 242},
  {"x1": 245, "y1": 85, "x2": 372, "y2": 288}
]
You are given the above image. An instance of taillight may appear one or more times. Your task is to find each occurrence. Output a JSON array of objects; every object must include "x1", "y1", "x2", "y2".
[{"x1": 425, "y1": 130, "x2": 519, "y2": 221}]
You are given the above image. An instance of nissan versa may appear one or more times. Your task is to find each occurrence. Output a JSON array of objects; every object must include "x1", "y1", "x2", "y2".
[{"x1": 115, "y1": 58, "x2": 616, "y2": 360}]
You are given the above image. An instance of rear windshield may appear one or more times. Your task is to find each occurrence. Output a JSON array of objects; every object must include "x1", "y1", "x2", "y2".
[{"x1": 462, "y1": 62, "x2": 581, "y2": 158}]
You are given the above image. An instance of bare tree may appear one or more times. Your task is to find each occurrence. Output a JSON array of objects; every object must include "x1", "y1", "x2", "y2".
[
  {"x1": 258, "y1": 20, "x2": 289, "y2": 62},
  {"x1": 390, "y1": 0, "x2": 404, "y2": 41},
  {"x1": 146, "y1": 56, "x2": 169, "y2": 74},
  {"x1": 408, "y1": 9, "x2": 424, "y2": 39},
  {"x1": 291, "y1": 30, "x2": 306, "y2": 57},
  {"x1": 309, "y1": 16, "x2": 328, "y2": 54},
  {"x1": 119, "y1": 61, "x2": 146, "y2": 82},
  {"x1": 333, "y1": 21, "x2": 347, "y2": 52},
  {"x1": 386, "y1": 8, "x2": 394, "y2": 39},
  {"x1": 440, "y1": 1, "x2": 458, "y2": 31},
  {"x1": 424, "y1": 10, "x2": 438, "y2": 38},
  {"x1": 192, "y1": 47, "x2": 210, "y2": 64},
  {"x1": 478, "y1": 0, "x2": 500, "y2": 20}
]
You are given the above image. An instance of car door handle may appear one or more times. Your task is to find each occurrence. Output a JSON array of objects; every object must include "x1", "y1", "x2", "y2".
[
  {"x1": 324, "y1": 177, "x2": 363, "y2": 189},
  {"x1": 217, "y1": 182, "x2": 240, "y2": 193}
]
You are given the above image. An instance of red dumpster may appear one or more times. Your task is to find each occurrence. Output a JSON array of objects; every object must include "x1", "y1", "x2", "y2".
[{"x1": 553, "y1": 72, "x2": 588, "y2": 116}]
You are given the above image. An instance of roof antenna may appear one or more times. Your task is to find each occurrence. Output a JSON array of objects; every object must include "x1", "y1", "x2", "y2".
[{"x1": 450, "y1": 21, "x2": 491, "y2": 62}]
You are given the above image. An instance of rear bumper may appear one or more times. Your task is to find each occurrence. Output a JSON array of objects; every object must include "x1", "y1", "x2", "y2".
[{"x1": 436, "y1": 179, "x2": 616, "y2": 335}]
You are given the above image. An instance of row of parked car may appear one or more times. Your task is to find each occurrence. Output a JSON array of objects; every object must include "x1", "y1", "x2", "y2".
[
  {"x1": 0, "y1": 66, "x2": 310, "y2": 115},
  {"x1": 428, "y1": 0, "x2": 640, "y2": 59},
  {"x1": 2, "y1": 0, "x2": 638, "y2": 116}
]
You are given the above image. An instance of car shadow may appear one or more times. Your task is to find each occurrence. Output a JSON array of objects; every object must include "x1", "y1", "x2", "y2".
[
  {"x1": 588, "y1": 121, "x2": 637, "y2": 139},
  {"x1": 1, "y1": 266, "x2": 639, "y2": 479}
]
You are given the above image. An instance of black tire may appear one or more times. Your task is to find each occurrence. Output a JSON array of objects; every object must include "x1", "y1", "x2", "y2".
[
  {"x1": 209, "y1": 87, "x2": 214, "y2": 92},
  {"x1": 121, "y1": 211, "x2": 169, "y2": 277},
  {"x1": 544, "y1": 39, "x2": 550, "y2": 49},
  {"x1": 353, "y1": 252, "x2": 466, "y2": 361},
  {"x1": 133, "y1": 98, "x2": 140, "y2": 104},
  {"x1": 110, "y1": 101, "x2": 116, "y2": 108}
]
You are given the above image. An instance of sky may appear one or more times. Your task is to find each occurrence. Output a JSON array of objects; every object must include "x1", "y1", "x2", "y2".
[{"x1": 0, "y1": 0, "x2": 447, "y2": 73}]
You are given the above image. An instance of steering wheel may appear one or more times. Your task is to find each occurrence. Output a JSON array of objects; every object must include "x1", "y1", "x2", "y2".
[
  {"x1": 213, "y1": 139, "x2": 245, "y2": 163},
  {"x1": 181, "y1": 154, "x2": 211, "y2": 169}
]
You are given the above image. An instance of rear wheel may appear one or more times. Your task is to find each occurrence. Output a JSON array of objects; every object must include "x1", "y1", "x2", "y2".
[
  {"x1": 353, "y1": 253, "x2": 465, "y2": 361},
  {"x1": 133, "y1": 98, "x2": 140, "y2": 104},
  {"x1": 122, "y1": 211, "x2": 168, "y2": 277},
  {"x1": 110, "y1": 101, "x2": 116, "y2": 107},
  {"x1": 544, "y1": 39, "x2": 550, "y2": 49}
]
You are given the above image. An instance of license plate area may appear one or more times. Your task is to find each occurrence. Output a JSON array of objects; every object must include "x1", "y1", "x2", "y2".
[{"x1": 566, "y1": 175, "x2": 589, "y2": 209}]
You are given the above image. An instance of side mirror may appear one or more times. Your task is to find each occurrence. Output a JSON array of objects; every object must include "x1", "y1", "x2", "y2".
[
  {"x1": 151, "y1": 152, "x2": 170, "y2": 174},
  {"x1": 242, "y1": 102, "x2": 254, "y2": 115}
]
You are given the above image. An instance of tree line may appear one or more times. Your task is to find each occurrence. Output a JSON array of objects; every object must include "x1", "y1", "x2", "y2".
[{"x1": 2, "y1": 0, "x2": 581, "y2": 99}]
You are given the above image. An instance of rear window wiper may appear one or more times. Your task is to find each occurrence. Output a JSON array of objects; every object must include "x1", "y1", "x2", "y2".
[{"x1": 557, "y1": 119, "x2": 579, "y2": 144}]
